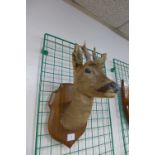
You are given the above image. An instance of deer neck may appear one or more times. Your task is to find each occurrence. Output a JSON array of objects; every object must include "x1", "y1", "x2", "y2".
[{"x1": 61, "y1": 87, "x2": 93, "y2": 130}]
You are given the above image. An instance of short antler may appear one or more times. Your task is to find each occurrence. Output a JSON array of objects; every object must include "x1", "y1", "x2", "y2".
[
  {"x1": 81, "y1": 43, "x2": 91, "y2": 62},
  {"x1": 92, "y1": 47, "x2": 107, "y2": 64},
  {"x1": 92, "y1": 47, "x2": 97, "y2": 62}
]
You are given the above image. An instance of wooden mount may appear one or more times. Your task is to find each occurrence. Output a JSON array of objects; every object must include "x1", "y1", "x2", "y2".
[
  {"x1": 48, "y1": 84, "x2": 87, "y2": 148},
  {"x1": 121, "y1": 80, "x2": 129, "y2": 124}
]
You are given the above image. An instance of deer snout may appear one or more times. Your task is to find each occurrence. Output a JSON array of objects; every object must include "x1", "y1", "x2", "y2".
[
  {"x1": 110, "y1": 82, "x2": 119, "y2": 93},
  {"x1": 97, "y1": 81, "x2": 118, "y2": 93}
]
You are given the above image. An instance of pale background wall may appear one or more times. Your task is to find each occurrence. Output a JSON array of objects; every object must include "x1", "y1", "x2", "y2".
[{"x1": 27, "y1": 0, "x2": 129, "y2": 155}]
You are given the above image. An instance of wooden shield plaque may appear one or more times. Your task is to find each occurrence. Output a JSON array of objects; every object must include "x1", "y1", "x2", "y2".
[
  {"x1": 48, "y1": 83, "x2": 87, "y2": 148},
  {"x1": 121, "y1": 80, "x2": 129, "y2": 124}
]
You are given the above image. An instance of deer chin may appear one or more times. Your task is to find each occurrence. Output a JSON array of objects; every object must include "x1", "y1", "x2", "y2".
[
  {"x1": 96, "y1": 88, "x2": 116, "y2": 98},
  {"x1": 94, "y1": 91, "x2": 116, "y2": 98},
  {"x1": 102, "y1": 92, "x2": 116, "y2": 98}
]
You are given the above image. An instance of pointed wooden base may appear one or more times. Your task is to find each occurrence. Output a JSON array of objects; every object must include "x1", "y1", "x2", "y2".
[
  {"x1": 121, "y1": 80, "x2": 129, "y2": 124},
  {"x1": 48, "y1": 84, "x2": 87, "y2": 148}
]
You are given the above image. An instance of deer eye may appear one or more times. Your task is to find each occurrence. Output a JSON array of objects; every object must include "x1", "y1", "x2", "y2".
[{"x1": 85, "y1": 68, "x2": 91, "y2": 74}]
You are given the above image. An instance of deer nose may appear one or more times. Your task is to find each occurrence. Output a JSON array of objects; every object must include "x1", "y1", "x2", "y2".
[
  {"x1": 110, "y1": 82, "x2": 119, "y2": 93},
  {"x1": 97, "y1": 82, "x2": 119, "y2": 93}
]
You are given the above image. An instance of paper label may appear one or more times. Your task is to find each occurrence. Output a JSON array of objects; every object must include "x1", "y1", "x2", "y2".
[{"x1": 67, "y1": 133, "x2": 75, "y2": 141}]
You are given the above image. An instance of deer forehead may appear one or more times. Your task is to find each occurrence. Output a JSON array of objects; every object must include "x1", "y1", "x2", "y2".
[
  {"x1": 83, "y1": 61, "x2": 104, "y2": 68},
  {"x1": 75, "y1": 64, "x2": 104, "y2": 77}
]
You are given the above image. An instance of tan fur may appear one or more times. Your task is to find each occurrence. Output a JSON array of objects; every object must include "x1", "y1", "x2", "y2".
[{"x1": 60, "y1": 44, "x2": 116, "y2": 130}]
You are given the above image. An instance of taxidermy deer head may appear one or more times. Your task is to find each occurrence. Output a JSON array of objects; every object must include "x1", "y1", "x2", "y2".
[{"x1": 60, "y1": 43, "x2": 118, "y2": 131}]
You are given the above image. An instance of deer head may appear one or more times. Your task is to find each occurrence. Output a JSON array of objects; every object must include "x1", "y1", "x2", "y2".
[
  {"x1": 60, "y1": 43, "x2": 118, "y2": 131},
  {"x1": 72, "y1": 43, "x2": 118, "y2": 98}
]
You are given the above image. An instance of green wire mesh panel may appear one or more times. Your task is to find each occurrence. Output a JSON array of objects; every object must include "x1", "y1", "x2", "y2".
[
  {"x1": 112, "y1": 59, "x2": 129, "y2": 155},
  {"x1": 35, "y1": 33, "x2": 115, "y2": 155}
]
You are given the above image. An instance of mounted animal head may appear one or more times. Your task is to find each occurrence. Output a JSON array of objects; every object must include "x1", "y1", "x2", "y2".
[{"x1": 72, "y1": 43, "x2": 118, "y2": 98}]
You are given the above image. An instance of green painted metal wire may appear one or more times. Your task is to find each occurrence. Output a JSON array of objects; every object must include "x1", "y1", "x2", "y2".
[
  {"x1": 112, "y1": 59, "x2": 129, "y2": 155},
  {"x1": 34, "y1": 33, "x2": 115, "y2": 155}
]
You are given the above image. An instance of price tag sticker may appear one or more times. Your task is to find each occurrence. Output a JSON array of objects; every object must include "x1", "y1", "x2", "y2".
[{"x1": 67, "y1": 133, "x2": 75, "y2": 141}]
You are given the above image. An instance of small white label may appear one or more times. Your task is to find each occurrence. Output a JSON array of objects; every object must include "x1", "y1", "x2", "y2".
[{"x1": 67, "y1": 133, "x2": 75, "y2": 141}]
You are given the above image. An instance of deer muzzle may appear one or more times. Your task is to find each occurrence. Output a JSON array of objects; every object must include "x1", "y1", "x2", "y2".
[{"x1": 97, "y1": 82, "x2": 118, "y2": 93}]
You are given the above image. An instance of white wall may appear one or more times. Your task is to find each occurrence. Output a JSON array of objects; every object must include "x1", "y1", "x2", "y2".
[{"x1": 27, "y1": 0, "x2": 129, "y2": 155}]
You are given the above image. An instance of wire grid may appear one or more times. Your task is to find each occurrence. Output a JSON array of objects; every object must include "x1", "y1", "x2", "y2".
[
  {"x1": 34, "y1": 33, "x2": 115, "y2": 155},
  {"x1": 112, "y1": 59, "x2": 129, "y2": 155}
]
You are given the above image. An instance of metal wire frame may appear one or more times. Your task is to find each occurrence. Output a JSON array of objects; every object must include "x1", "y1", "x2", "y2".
[
  {"x1": 34, "y1": 33, "x2": 115, "y2": 155},
  {"x1": 112, "y1": 59, "x2": 129, "y2": 155}
]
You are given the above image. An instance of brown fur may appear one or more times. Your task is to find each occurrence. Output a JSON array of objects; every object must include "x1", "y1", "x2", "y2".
[{"x1": 60, "y1": 44, "x2": 116, "y2": 130}]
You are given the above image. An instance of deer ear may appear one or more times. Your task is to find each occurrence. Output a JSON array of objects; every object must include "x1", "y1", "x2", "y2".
[
  {"x1": 72, "y1": 44, "x2": 83, "y2": 68},
  {"x1": 101, "y1": 53, "x2": 107, "y2": 62},
  {"x1": 96, "y1": 53, "x2": 107, "y2": 64}
]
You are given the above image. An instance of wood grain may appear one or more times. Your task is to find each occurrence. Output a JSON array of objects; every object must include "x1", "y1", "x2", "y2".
[{"x1": 48, "y1": 83, "x2": 87, "y2": 148}]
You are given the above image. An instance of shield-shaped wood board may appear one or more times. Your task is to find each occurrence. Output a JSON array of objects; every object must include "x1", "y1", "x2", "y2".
[{"x1": 48, "y1": 84, "x2": 87, "y2": 148}]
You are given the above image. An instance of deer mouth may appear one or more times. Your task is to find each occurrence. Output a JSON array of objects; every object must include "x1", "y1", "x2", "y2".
[{"x1": 97, "y1": 82, "x2": 118, "y2": 93}]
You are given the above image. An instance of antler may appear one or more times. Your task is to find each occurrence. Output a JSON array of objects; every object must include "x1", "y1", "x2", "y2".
[
  {"x1": 81, "y1": 43, "x2": 91, "y2": 62},
  {"x1": 92, "y1": 47, "x2": 97, "y2": 62},
  {"x1": 73, "y1": 43, "x2": 106, "y2": 66},
  {"x1": 92, "y1": 47, "x2": 107, "y2": 64}
]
